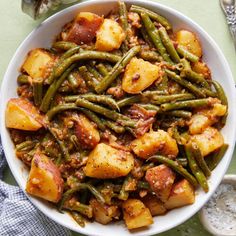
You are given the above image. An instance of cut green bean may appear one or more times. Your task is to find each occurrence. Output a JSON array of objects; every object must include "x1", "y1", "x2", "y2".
[
  {"x1": 59, "y1": 46, "x2": 82, "y2": 62},
  {"x1": 206, "y1": 144, "x2": 228, "y2": 171},
  {"x1": 54, "y1": 51, "x2": 121, "y2": 79},
  {"x1": 130, "y1": 5, "x2": 172, "y2": 30},
  {"x1": 16, "y1": 140, "x2": 37, "y2": 151},
  {"x1": 118, "y1": 175, "x2": 132, "y2": 200},
  {"x1": 139, "y1": 50, "x2": 160, "y2": 61},
  {"x1": 159, "y1": 27, "x2": 180, "y2": 63},
  {"x1": 86, "y1": 63, "x2": 102, "y2": 81},
  {"x1": 191, "y1": 142, "x2": 211, "y2": 177},
  {"x1": 71, "y1": 212, "x2": 85, "y2": 227},
  {"x1": 185, "y1": 143, "x2": 209, "y2": 192},
  {"x1": 96, "y1": 63, "x2": 109, "y2": 76},
  {"x1": 32, "y1": 77, "x2": 43, "y2": 106},
  {"x1": 40, "y1": 64, "x2": 76, "y2": 112},
  {"x1": 103, "y1": 120, "x2": 125, "y2": 133},
  {"x1": 151, "y1": 93, "x2": 195, "y2": 104},
  {"x1": 141, "y1": 13, "x2": 172, "y2": 63},
  {"x1": 117, "y1": 96, "x2": 141, "y2": 108},
  {"x1": 161, "y1": 98, "x2": 212, "y2": 111},
  {"x1": 164, "y1": 110, "x2": 192, "y2": 118},
  {"x1": 165, "y1": 69, "x2": 206, "y2": 98},
  {"x1": 177, "y1": 45, "x2": 199, "y2": 62},
  {"x1": 95, "y1": 46, "x2": 141, "y2": 93},
  {"x1": 52, "y1": 41, "x2": 77, "y2": 51},
  {"x1": 140, "y1": 26, "x2": 154, "y2": 47},
  {"x1": 17, "y1": 74, "x2": 30, "y2": 84},
  {"x1": 147, "y1": 155, "x2": 198, "y2": 187},
  {"x1": 75, "y1": 98, "x2": 135, "y2": 127},
  {"x1": 68, "y1": 73, "x2": 79, "y2": 89},
  {"x1": 139, "y1": 104, "x2": 160, "y2": 112},
  {"x1": 79, "y1": 66, "x2": 98, "y2": 90},
  {"x1": 212, "y1": 80, "x2": 228, "y2": 106}
]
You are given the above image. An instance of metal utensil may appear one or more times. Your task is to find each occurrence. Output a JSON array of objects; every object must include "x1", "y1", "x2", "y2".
[{"x1": 220, "y1": 0, "x2": 236, "y2": 50}]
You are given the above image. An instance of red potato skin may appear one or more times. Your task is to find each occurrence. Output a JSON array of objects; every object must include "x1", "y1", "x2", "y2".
[{"x1": 66, "y1": 13, "x2": 103, "y2": 44}]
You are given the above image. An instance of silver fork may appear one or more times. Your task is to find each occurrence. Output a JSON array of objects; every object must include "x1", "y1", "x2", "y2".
[{"x1": 220, "y1": 0, "x2": 236, "y2": 50}]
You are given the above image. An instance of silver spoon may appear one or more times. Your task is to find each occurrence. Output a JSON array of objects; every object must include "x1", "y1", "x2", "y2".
[{"x1": 220, "y1": 0, "x2": 236, "y2": 51}]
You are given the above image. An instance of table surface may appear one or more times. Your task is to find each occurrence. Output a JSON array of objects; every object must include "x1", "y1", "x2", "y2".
[{"x1": 1, "y1": 0, "x2": 235, "y2": 235}]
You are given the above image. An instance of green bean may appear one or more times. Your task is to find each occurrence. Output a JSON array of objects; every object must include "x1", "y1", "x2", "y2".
[
  {"x1": 185, "y1": 143, "x2": 209, "y2": 192},
  {"x1": 139, "y1": 104, "x2": 160, "y2": 112},
  {"x1": 140, "y1": 27, "x2": 154, "y2": 47},
  {"x1": 130, "y1": 5, "x2": 172, "y2": 30},
  {"x1": 103, "y1": 120, "x2": 125, "y2": 133},
  {"x1": 165, "y1": 69, "x2": 206, "y2": 98},
  {"x1": 180, "y1": 59, "x2": 210, "y2": 89},
  {"x1": 78, "y1": 66, "x2": 98, "y2": 89},
  {"x1": 54, "y1": 51, "x2": 121, "y2": 79},
  {"x1": 40, "y1": 65, "x2": 76, "y2": 112},
  {"x1": 52, "y1": 41, "x2": 77, "y2": 51},
  {"x1": 55, "y1": 154, "x2": 62, "y2": 166},
  {"x1": 151, "y1": 93, "x2": 195, "y2": 104},
  {"x1": 117, "y1": 96, "x2": 141, "y2": 108},
  {"x1": 96, "y1": 63, "x2": 109, "y2": 76},
  {"x1": 32, "y1": 77, "x2": 43, "y2": 106},
  {"x1": 86, "y1": 63, "x2": 102, "y2": 81},
  {"x1": 212, "y1": 80, "x2": 228, "y2": 106},
  {"x1": 139, "y1": 50, "x2": 160, "y2": 61},
  {"x1": 104, "y1": 63, "x2": 113, "y2": 71},
  {"x1": 147, "y1": 155, "x2": 198, "y2": 187},
  {"x1": 142, "y1": 162, "x2": 155, "y2": 172},
  {"x1": 79, "y1": 108, "x2": 106, "y2": 131},
  {"x1": 202, "y1": 88, "x2": 217, "y2": 97},
  {"x1": 118, "y1": 176, "x2": 132, "y2": 200},
  {"x1": 161, "y1": 98, "x2": 212, "y2": 111},
  {"x1": 16, "y1": 140, "x2": 37, "y2": 151},
  {"x1": 68, "y1": 73, "x2": 79, "y2": 89},
  {"x1": 164, "y1": 110, "x2": 192, "y2": 118},
  {"x1": 95, "y1": 46, "x2": 141, "y2": 93},
  {"x1": 191, "y1": 142, "x2": 211, "y2": 177},
  {"x1": 59, "y1": 46, "x2": 82, "y2": 62},
  {"x1": 143, "y1": 90, "x2": 168, "y2": 97},
  {"x1": 141, "y1": 13, "x2": 172, "y2": 63},
  {"x1": 206, "y1": 144, "x2": 228, "y2": 171},
  {"x1": 75, "y1": 98, "x2": 136, "y2": 128},
  {"x1": 71, "y1": 212, "x2": 85, "y2": 227},
  {"x1": 63, "y1": 202, "x2": 93, "y2": 218},
  {"x1": 17, "y1": 74, "x2": 30, "y2": 84},
  {"x1": 58, "y1": 183, "x2": 105, "y2": 212},
  {"x1": 176, "y1": 45, "x2": 199, "y2": 62},
  {"x1": 159, "y1": 27, "x2": 180, "y2": 63},
  {"x1": 177, "y1": 158, "x2": 188, "y2": 167},
  {"x1": 47, "y1": 126, "x2": 70, "y2": 162}
]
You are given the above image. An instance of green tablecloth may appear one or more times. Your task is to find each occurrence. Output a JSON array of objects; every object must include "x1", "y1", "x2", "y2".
[{"x1": 0, "y1": 0, "x2": 235, "y2": 235}]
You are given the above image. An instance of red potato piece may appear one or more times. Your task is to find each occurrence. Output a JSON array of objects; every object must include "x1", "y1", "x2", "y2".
[
  {"x1": 5, "y1": 98, "x2": 44, "y2": 131},
  {"x1": 145, "y1": 164, "x2": 176, "y2": 202},
  {"x1": 26, "y1": 152, "x2": 64, "y2": 203},
  {"x1": 75, "y1": 114, "x2": 100, "y2": 149},
  {"x1": 65, "y1": 12, "x2": 103, "y2": 44}
]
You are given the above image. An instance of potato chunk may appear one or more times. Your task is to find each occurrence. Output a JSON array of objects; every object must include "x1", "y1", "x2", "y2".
[
  {"x1": 191, "y1": 127, "x2": 224, "y2": 156},
  {"x1": 145, "y1": 164, "x2": 176, "y2": 202},
  {"x1": 192, "y1": 61, "x2": 211, "y2": 80},
  {"x1": 122, "y1": 57, "x2": 159, "y2": 94},
  {"x1": 189, "y1": 103, "x2": 227, "y2": 134},
  {"x1": 122, "y1": 199, "x2": 153, "y2": 229},
  {"x1": 26, "y1": 152, "x2": 63, "y2": 203},
  {"x1": 5, "y1": 98, "x2": 43, "y2": 131},
  {"x1": 164, "y1": 179, "x2": 195, "y2": 210},
  {"x1": 22, "y1": 49, "x2": 54, "y2": 79},
  {"x1": 90, "y1": 199, "x2": 120, "y2": 225},
  {"x1": 131, "y1": 130, "x2": 178, "y2": 159},
  {"x1": 143, "y1": 194, "x2": 167, "y2": 216},
  {"x1": 65, "y1": 12, "x2": 103, "y2": 44},
  {"x1": 176, "y1": 30, "x2": 202, "y2": 57},
  {"x1": 75, "y1": 114, "x2": 100, "y2": 149},
  {"x1": 95, "y1": 19, "x2": 125, "y2": 51},
  {"x1": 84, "y1": 143, "x2": 134, "y2": 179}
]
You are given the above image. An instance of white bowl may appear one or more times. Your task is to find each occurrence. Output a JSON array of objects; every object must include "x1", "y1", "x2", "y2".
[
  {"x1": 199, "y1": 175, "x2": 236, "y2": 235},
  {"x1": 0, "y1": 1, "x2": 236, "y2": 235}
]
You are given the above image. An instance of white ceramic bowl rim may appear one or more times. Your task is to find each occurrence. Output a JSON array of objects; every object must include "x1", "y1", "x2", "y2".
[{"x1": 1, "y1": 1, "x2": 236, "y2": 236}]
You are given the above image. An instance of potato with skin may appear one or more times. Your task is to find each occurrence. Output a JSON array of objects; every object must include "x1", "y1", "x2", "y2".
[
  {"x1": 22, "y1": 48, "x2": 54, "y2": 79},
  {"x1": 131, "y1": 129, "x2": 178, "y2": 159},
  {"x1": 164, "y1": 179, "x2": 195, "y2": 210},
  {"x1": 65, "y1": 12, "x2": 103, "y2": 44},
  {"x1": 189, "y1": 103, "x2": 227, "y2": 134},
  {"x1": 95, "y1": 19, "x2": 125, "y2": 51},
  {"x1": 122, "y1": 199, "x2": 153, "y2": 230},
  {"x1": 26, "y1": 152, "x2": 64, "y2": 203},
  {"x1": 191, "y1": 127, "x2": 224, "y2": 156},
  {"x1": 75, "y1": 114, "x2": 100, "y2": 149},
  {"x1": 122, "y1": 57, "x2": 159, "y2": 94},
  {"x1": 5, "y1": 98, "x2": 43, "y2": 131},
  {"x1": 142, "y1": 194, "x2": 167, "y2": 216},
  {"x1": 145, "y1": 164, "x2": 176, "y2": 202},
  {"x1": 90, "y1": 198, "x2": 120, "y2": 225},
  {"x1": 176, "y1": 30, "x2": 202, "y2": 57},
  {"x1": 84, "y1": 143, "x2": 134, "y2": 179}
]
